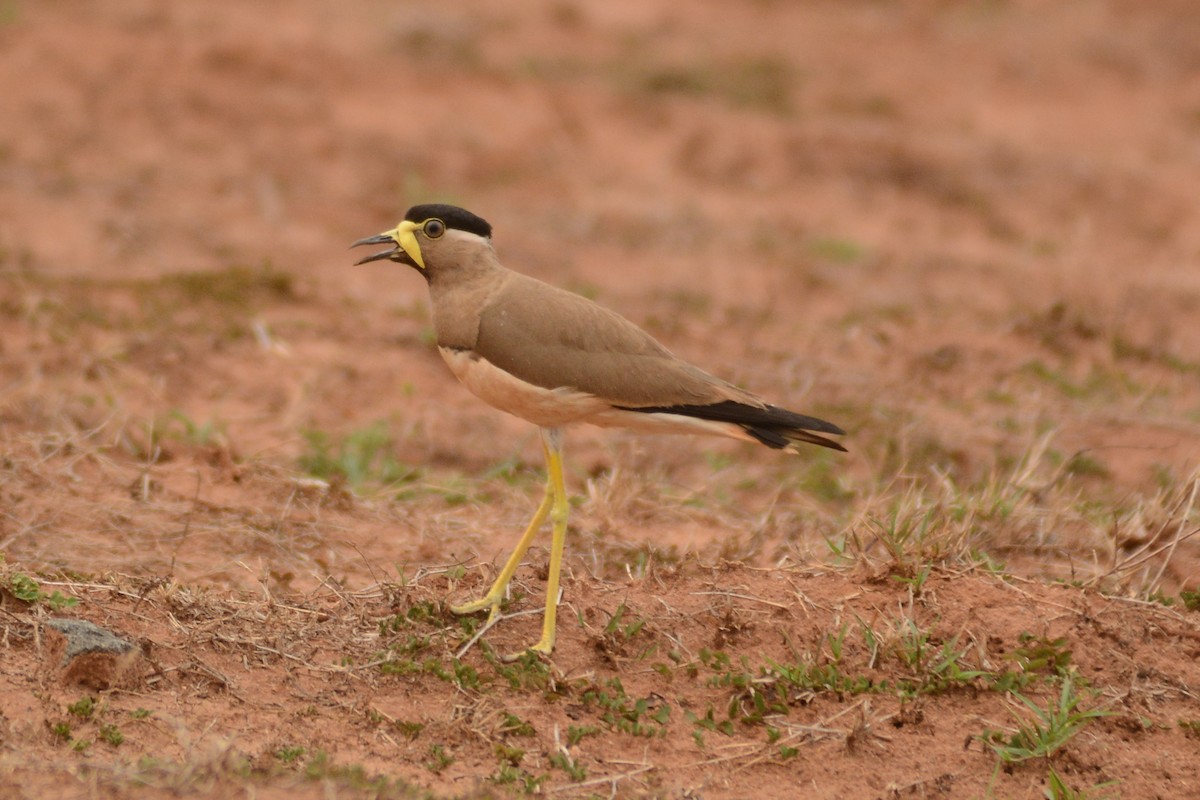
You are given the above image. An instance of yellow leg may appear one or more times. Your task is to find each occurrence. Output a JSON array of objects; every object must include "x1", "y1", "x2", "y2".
[
  {"x1": 449, "y1": 482, "x2": 553, "y2": 620},
  {"x1": 450, "y1": 428, "x2": 569, "y2": 657},
  {"x1": 530, "y1": 428, "x2": 568, "y2": 655}
]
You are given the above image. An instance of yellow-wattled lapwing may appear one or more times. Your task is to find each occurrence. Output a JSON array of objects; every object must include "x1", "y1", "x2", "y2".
[{"x1": 353, "y1": 204, "x2": 845, "y2": 656}]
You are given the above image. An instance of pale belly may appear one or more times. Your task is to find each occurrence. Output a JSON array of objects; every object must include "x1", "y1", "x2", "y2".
[
  {"x1": 438, "y1": 346, "x2": 751, "y2": 441},
  {"x1": 439, "y1": 347, "x2": 610, "y2": 427}
]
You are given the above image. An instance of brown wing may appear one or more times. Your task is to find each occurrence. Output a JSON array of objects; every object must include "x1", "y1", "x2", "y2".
[{"x1": 472, "y1": 273, "x2": 760, "y2": 409}]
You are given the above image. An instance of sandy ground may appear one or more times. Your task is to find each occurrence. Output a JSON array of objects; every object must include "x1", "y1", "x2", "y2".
[{"x1": 2, "y1": 0, "x2": 1200, "y2": 797}]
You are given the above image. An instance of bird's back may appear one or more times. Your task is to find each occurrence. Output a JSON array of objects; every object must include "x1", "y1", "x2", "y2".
[{"x1": 469, "y1": 271, "x2": 757, "y2": 409}]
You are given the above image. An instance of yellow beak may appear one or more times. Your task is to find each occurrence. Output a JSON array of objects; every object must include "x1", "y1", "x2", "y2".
[{"x1": 349, "y1": 219, "x2": 425, "y2": 269}]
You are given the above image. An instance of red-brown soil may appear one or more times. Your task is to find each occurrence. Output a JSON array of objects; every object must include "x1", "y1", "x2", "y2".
[{"x1": 2, "y1": 1, "x2": 1200, "y2": 797}]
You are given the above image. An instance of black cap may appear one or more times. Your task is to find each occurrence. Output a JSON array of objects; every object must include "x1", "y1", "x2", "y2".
[{"x1": 404, "y1": 204, "x2": 492, "y2": 239}]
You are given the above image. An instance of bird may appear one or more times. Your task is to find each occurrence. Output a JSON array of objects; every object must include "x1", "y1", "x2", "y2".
[{"x1": 352, "y1": 203, "x2": 845, "y2": 657}]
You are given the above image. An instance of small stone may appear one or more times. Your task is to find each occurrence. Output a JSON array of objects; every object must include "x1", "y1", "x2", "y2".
[{"x1": 44, "y1": 619, "x2": 143, "y2": 690}]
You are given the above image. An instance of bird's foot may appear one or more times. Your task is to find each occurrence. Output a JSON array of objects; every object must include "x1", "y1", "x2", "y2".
[
  {"x1": 452, "y1": 597, "x2": 506, "y2": 659},
  {"x1": 452, "y1": 598, "x2": 557, "y2": 660},
  {"x1": 449, "y1": 595, "x2": 502, "y2": 622},
  {"x1": 498, "y1": 637, "x2": 554, "y2": 663}
]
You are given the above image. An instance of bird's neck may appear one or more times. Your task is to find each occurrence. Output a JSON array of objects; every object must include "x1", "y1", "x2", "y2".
[{"x1": 426, "y1": 261, "x2": 510, "y2": 351}]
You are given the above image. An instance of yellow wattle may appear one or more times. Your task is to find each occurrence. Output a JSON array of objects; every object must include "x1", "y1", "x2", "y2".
[{"x1": 392, "y1": 220, "x2": 425, "y2": 269}]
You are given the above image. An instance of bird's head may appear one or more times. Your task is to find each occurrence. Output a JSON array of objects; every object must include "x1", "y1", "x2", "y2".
[{"x1": 351, "y1": 204, "x2": 493, "y2": 273}]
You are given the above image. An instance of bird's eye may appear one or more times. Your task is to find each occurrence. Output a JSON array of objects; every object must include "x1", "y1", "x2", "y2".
[{"x1": 423, "y1": 219, "x2": 445, "y2": 239}]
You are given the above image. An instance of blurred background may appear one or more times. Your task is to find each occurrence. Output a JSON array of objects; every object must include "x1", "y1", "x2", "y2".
[{"x1": 1, "y1": 0, "x2": 1199, "y2": 589}]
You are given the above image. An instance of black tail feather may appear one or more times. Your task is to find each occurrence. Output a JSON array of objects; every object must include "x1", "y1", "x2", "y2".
[{"x1": 617, "y1": 400, "x2": 847, "y2": 453}]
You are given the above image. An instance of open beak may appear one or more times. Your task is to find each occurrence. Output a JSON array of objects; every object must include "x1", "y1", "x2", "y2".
[
  {"x1": 350, "y1": 220, "x2": 425, "y2": 268},
  {"x1": 350, "y1": 233, "x2": 401, "y2": 266}
]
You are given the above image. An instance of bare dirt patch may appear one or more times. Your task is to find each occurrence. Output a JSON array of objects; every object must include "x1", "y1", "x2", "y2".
[
  {"x1": 4, "y1": 565, "x2": 1200, "y2": 799},
  {"x1": 2, "y1": 0, "x2": 1200, "y2": 797}
]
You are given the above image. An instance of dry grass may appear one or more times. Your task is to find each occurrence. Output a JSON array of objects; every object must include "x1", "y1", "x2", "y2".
[
  {"x1": 2, "y1": 264, "x2": 1199, "y2": 797},
  {"x1": 4, "y1": 0, "x2": 1200, "y2": 797},
  {"x1": 4, "y1": 553, "x2": 1198, "y2": 798}
]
